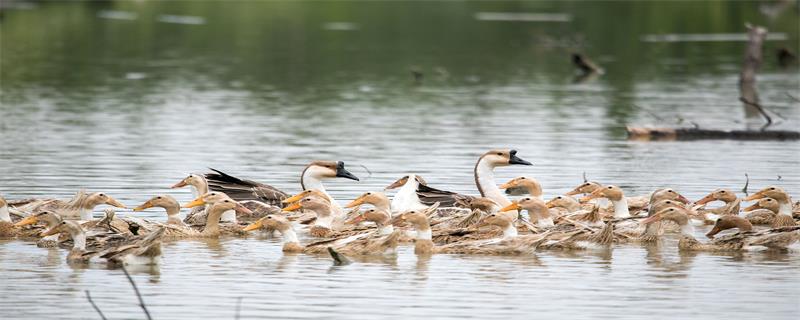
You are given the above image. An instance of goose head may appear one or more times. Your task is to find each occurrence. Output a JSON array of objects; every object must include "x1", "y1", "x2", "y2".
[
  {"x1": 480, "y1": 149, "x2": 532, "y2": 167},
  {"x1": 283, "y1": 195, "x2": 331, "y2": 214},
  {"x1": 694, "y1": 189, "x2": 736, "y2": 205},
  {"x1": 744, "y1": 197, "x2": 779, "y2": 213},
  {"x1": 346, "y1": 208, "x2": 391, "y2": 226},
  {"x1": 706, "y1": 215, "x2": 753, "y2": 239},
  {"x1": 545, "y1": 195, "x2": 580, "y2": 209},
  {"x1": 14, "y1": 210, "x2": 63, "y2": 228},
  {"x1": 743, "y1": 186, "x2": 790, "y2": 203},
  {"x1": 651, "y1": 188, "x2": 690, "y2": 204},
  {"x1": 393, "y1": 209, "x2": 430, "y2": 229},
  {"x1": 171, "y1": 174, "x2": 207, "y2": 190},
  {"x1": 500, "y1": 197, "x2": 548, "y2": 218},
  {"x1": 134, "y1": 195, "x2": 180, "y2": 212},
  {"x1": 85, "y1": 192, "x2": 127, "y2": 209},
  {"x1": 498, "y1": 176, "x2": 543, "y2": 197},
  {"x1": 282, "y1": 189, "x2": 330, "y2": 205},
  {"x1": 243, "y1": 214, "x2": 292, "y2": 232},
  {"x1": 303, "y1": 161, "x2": 359, "y2": 181},
  {"x1": 345, "y1": 191, "x2": 390, "y2": 208},
  {"x1": 565, "y1": 181, "x2": 602, "y2": 196},
  {"x1": 581, "y1": 185, "x2": 624, "y2": 202},
  {"x1": 183, "y1": 193, "x2": 252, "y2": 214},
  {"x1": 385, "y1": 175, "x2": 427, "y2": 190},
  {"x1": 641, "y1": 207, "x2": 690, "y2": 226},
  {"x1": 40, "y1": 220, "x2": 83, "y2": 238}
]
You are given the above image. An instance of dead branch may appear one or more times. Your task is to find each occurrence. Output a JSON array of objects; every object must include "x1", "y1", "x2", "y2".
[
  {"x1": 85, "y1": 290, "x2": 108, "y2": 320},
  {"x1": 122, "y1": 267, "x2": 152, "y2": 320},
  {"x1": 235, "y1": 297, "x2": 243, "y2": 320},
  {"x1": 742, "y1": 173, "x2": 750, "y2": 196},
  {"x1": 739, "y1": 97, "x2": 773, "y2": 131},
  {"x1": 582, "y1": 171, "x2": 588, "y2": 183}
]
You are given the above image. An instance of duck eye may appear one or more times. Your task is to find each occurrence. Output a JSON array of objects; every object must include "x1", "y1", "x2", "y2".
[
  {"x1": 520, "y1": 177, "x2": 526, "y2": 180},
  {"x1": 267, "y1": 216, "x2": 272, "y2": 219},
  {"x1": 556, "y1": 196, "x2": 562, "y2": 199},
  {"x1": 607, "y1": 186, "x2": 612, "y2": 189},
  {"x1": 720, "y1": 190, "x2": 726, "y2": 193},
  {"x1": 496, "y1": 152, "x2": 503, "y2": 156},
  {"x1": 99, "y1": 193, "x2": 105, "y2": 197},
  {"x1": 770, "y1": 187, "x2": 776, "y2": 190},
  {"x1": 366, "y1": 192, "x2": 372, "y2": 195},
  {"x1": 156, "y1": 196, "x2": 162, "y2": 199}
]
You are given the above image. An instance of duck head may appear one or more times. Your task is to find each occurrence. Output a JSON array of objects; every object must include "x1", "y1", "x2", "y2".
[
  {"x1": 743, "y1": 186, "x2": 789, "y2": 202},
  {"x1": 651, "y1": 188, "x2": 690, "y2": 204},
  {"x1": 345, "y1": 191, "x2": 389, "y2": 208},
  {"x1": 86, "y1": 192, "x2": 127, "y2": 209},
  {"x1": 744, "y1": 197, "x2": 779, "y2": 213},
  {"x1": 500, "y1": 197, "x2": 548, "y2": 217},
  {"x1": 14, "y1": 210, "x2": 62, "y2": 228},
  {"x1": 134, "y1": 195, "x2": 180, "y2": 212},
  {"x1": 565, "y1": 181, "x2": 602, "y2": 196},
  {"x1": 706, "y1": 215, "x2": 753, "y2": 239},
  {"x1": 581, "y1": 185, "x2": 624, "y2": 202},
  {"x1": 385, "y1": 175, "x2": 427, "y2": 190},
  {"x1": 498, "y1": 176, "x2": 542, "y2": 197},
  {"x1": 171, "y1": 174, "x2": 206, "y2": 189},
  {"x1": 695, "y1": 189, "x2": 736, "y2": 205},
  {"x1": 244, "y1": 214, "x2": 292, "y2": 232},
  {"x1": 283, "y1": 195, "x2": 331, "y2": 214}
]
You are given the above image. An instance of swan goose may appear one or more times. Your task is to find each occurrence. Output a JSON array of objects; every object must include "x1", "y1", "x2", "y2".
[
  {"x1": 415, "y1": 149, "x2": 532, "y2": 210},
  {"x1": 384, "y1": 175, "x2": 429, "y2": 212},
  {"x1": 743, "y1": 186, "x2": 796, "y2": 227}
]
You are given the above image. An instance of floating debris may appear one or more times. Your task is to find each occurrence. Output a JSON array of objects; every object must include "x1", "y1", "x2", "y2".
[
  {"x1": 474, "y1": 12, "x2": 571, "y2": 22},
  {"x1": 157, "y1": 14, "x2": 206, "y2": 25},
  {"x1": 322, "y1": 22, "x2": 359, "y2": 31},
  {"x1": 97, "y1": 10, "x2": 138, "y2": 21},
  {"x1": 641, "y1": 33, "x2": 787, "y2": 43}
]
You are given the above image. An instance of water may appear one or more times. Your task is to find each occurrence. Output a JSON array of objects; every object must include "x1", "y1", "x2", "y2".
[{"x1": 1, "y1": 1, "x2": 799, "y2": 319}]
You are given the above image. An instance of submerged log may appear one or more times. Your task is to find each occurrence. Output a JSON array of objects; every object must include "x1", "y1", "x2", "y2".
[{"x1": 626, "y1": 126, "x2": 800, "y2": 141}]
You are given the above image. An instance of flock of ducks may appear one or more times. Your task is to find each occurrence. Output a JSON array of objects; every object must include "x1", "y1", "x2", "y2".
[{"x1": 1, "y1": 149, "x2": 799, "y2": 267}]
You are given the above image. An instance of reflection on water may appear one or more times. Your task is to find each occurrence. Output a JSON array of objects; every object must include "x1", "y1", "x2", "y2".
[{"x1": 1, "y1": 1, "x2": 799, "y2": 319}]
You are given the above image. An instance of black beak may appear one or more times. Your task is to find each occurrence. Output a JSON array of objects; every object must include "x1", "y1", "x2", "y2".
[
  {"x1": 335, "y1": 162, "x2": 360, "y2": 181},
  {"x1": 508, "y1": 150, "x2": 532, "y2": 166}
]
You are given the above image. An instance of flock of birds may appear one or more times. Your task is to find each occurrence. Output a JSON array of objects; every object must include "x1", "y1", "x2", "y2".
[{"x1": 1, "y1": 149, "x2": 799, "y2": 266}]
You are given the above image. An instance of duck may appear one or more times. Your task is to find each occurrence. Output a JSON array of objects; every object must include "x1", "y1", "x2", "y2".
[
  {"x1": 0, "y1": 195, "x2": 15, "y2": 238},
  {"x1": 282, "y1": 193, "x2": 343, "y2": 237},
  {"x1": 565, "y1": 181, "x2": 608, "y2": 209},
  {"x1": 14, "y1": 211, "x2": 65, "y2": 247},
  {"x1": 99, "y1": 227, "x2": 165, "y2": 266},
  {"x1": 743, "y1": 186, "x2": 796, "y2": 227},
  {"x1": 205, "y1": 161, "x2": 359, "y2": 215},
  {"x1": 705, "y1": 215, "x2": 752, "y2": 239},
  {"x1": 12, "y1": 191, "x2": 127, "y2": 221},
  {"x1": 430, "y1": 213, "x2": 551, "y2": 255},
  {"x1": 415, "y1": 149, "x2": 532, "y2": 210},
  {"x1": 345, "y1": 191, "x2": 392, "y2": 214},
  {"x1": 744, "y1": 198, "x2": 779, "y2": 225},
  {"x1": 499, "y1": 176, "x2": 543, "y2": 199},
  {"x1": 535, "y1": 221, "x2": 615, "y2": 251},
  {"x1": 344, "y1": 208, "x2": 394, "y2": 235},
  {"x1": 580, "y1": 185, "x2": 633, "y2": 219},
  {"x1": 39, "y1": 221, "x2": 99, "y2": 263},
  {"x1": 545, "y1": 195, "x2": 583, "y2": 214},
  {"x1": 499, "y1": 197, "x2": 554, "y2": 227},
  {"x1": 642, "y1": 207, "x2": 799, "y2": 251},
  {"x1": 694, "y1": 188, "x2": 741, "y2": 220},
  {"x1": 384, "y1": 175, "x2": 429, "y2": 212},
  {"x1": 243, "y1": 214, "x2": 401, "y2": 256},
  {"x1": 172, "y1": 196, "x2": 253, "y2": 238},
  {"x1": 133, "y1": 195, "x2": 186, "y2": 226}
]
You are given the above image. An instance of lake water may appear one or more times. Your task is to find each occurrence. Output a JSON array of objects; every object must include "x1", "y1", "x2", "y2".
[{"x1": 1, "y1": 1, "x2": 799, "y2": 319}]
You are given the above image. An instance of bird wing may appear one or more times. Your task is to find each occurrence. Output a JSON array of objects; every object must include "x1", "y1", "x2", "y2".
[{"x1": 205, "y1": 168, "x2": 289, "y2": 206}]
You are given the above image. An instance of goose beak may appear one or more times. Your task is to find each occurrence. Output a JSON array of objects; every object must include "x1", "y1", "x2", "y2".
[
  {"x1": 171, "y1": 179, "x2": 189, "y2": 189},
  {"x1": 283, "y1": 202, "x2": 303, "y2": 212},
  {"x1": 508, "y1": 150, "x2": 532, "y2": 165},
  {"x1": 742, "y1": 192, "x2": 766, "y2": 201},
  {"x1": 14, "y1": 216, "x2": 39, "y2": 227},
  {"x1": 499, "y1": 202, "x2": 521, "y2": 212},
  {"x1": 675, "y1": 194, "x2": 690, "y2": 204},
  {"x1": 133, "y1": 200, "x2": 154, "y2": 212},
  {"x1": 580, "y1": 189, "x2": 603, "y2": 202},
  {"x1": 694, "y1": 194, "x2": 715, "y2": 206},
  {"x1": 106, "y1": 197, "x2": 127, "y2": 209},
  {"x1": 40, "y1": 227, "x2": 60, "y2": 237},
  {"x1": 345, "y1": 195, "x2": 366, "y2": 208},
  {"x1": 744, "y1": 203, "x2": 760, "y2": 211},
  {"x1": 183, "y1": 197, "x2": 206, "y2": 208},
  {"x1": 282, "y1": 193, "x2": 305, "y2": 204},
  {"x1": 235, "y1": 203, "x2": 253, "y2": 215},
  {"x1": 346, "y1": 214, "x2": 365, "y2": 225},
  {"x1": 242, "y1": 220, "x2": 263, "y2": 232},
  {"x1": 498, "y1": 180, "x2": 517, "y2": 190},
  {"x1": 545, "y1": 200, "x2": 556, "y2": 208},
  {"x1": 335, "y1": 162, "x2": 360, "y2": 181},
  {"x1": 565, "y1": 188, "x2": 581, "y2": 196}
]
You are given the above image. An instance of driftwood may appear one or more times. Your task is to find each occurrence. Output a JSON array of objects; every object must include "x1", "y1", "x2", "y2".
[{"x1": 626, "y1": 126, "x2": 799, "y2": 141}]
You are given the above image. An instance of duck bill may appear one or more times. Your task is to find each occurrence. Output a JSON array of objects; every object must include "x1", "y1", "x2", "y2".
[
  {"x1": 694, "y1": 194, "x2": 718, "y2": 206},
  {"x1": 743, "y1": 203, "x2": 760, "y2": 211},
  {"x1": 345, "y1": 196, "x2": 366, "y2": 208},
  {"x1": 14, "y1": 216, "x2": 39, "y2": 227},
  {"x1": 183, "y1": 197, "x2": 206, "y2": 208},
  {"x1": 742, "y1": 192, "x2": 766, "y2": 201},
  {"x1": 40, "y1": 227, "x2": 60, "y2": 237},
  {"x1": 242, "y1": 220, "x2": 263, "y2": 232},
  {"x1": 705, "y1": 226, "x2": 722, "y2": 239},
  {"x1": 235, "y1": 203, "x2": 253, "y2": 215},
  {"x1": 133, "y1": 200, "x2": 154, "y2": 212},
  {"x1": 565, "y1": 188, "x2": 582, "y2": 196},
  {"x1": 508, "y1": 150, "x2": 532, "y2": 165},
  {"x1": 580, "y1": 189, "x2": 602, "y2": 202},
  {"x1": 105, "y1": 197, "x2": 127, "y2": 209},
  {"x1": 499, "y1": 202, "x2": 521, "y2": 213},
  {"x1": 640, "y1": 215, "x2": 661, "y2": 225},
  {"x1": 282, "y1": 192, "x2": 306, "y2": 204},
  {"x1": 545, "y1": 200, "x2": 556, "y2": 209},
  {"x1": 384, "y1": 177, "x2": 407, "y2": 190},
  {"x1": 335, "y1": 162, "x2": 360, "y2": 181},
  {"x1": 171, "y1": 179, "x2": 189, "y2": 189},
  {"x1": 498, "y1": 180, "x2": 517, "y2": 190},
  {"x1": 283, "y1": 202, "x2": 302, "y2": 212},
  {"x1": 346, "y1": 214, "x2": 365, "y2": 225}
]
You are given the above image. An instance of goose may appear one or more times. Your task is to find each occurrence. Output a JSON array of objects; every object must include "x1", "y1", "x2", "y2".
[
  {"x1": 499, "y1": 176, "x2": 543, "y2": 199},
  {"x1": 14, "y1": 211, "x2": 65, "y2": 247},
  {"x1": 743, "y1": 186, "x2": 796, "y2": 227},
  {"x1": 580, "y1": 185, "x2": 633, "y2": 219},
  {"x1": 385, "y1": 175, "x2": 429, "y2": 212},
  {"x1": 244, "y1": 214, "x2": 401, "y2": 256},
  {"x1": 744, "y1": 198, "x2": 779, "y2": 225},
  {"x1": 499, "y1": 197, "x2": 554, "y2": 227},
  {"x1": 39, "y1": 221, "x2": 99, "y2": 263},
  {"x1": 642, "y1": 207, "x2": 799, "y2": 251},
  {"x1": 345, "y1": 191, "x2": 392, "y2": 214},
  {"x1": 176, "y1": 196, "x2": 253, "y2": 238},
  {"x1": 133, "y1": 195, "x2": 186, "y2": 226},
  {"x1": 282, "y1": 193, "x2": 343, "y2": 237},
  {"x1": 12, "y1": 191, "x2": 127, "y2": 221},
  {"x1": 415, "y1": 149, "x2": 532, "y2": 209},
  {"x1": 205, "y1": 161, "x2": 359, "y2": 215},
  {"x1": 99, "y1": 227, "x2": 165, "y2": 266},
  {"x1": 344, "y1": 208, "x2": 394, "y2": 235},
  {"x1": 694, "y1": 188, "x2": 741, "y2": 220}
]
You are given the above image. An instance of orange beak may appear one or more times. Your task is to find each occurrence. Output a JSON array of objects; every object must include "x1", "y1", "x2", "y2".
[
  {"x1": 640, "y1": 214, "x2": 662, "y2": 225},
  {"x1": 742, "y1": 192, "x2": 766, "y2": 202},
  {"x1": 675, "y1": 194, "x2": 690, "y2": 204},
  {"x1": 580, "y1": 189, "x2": 603, "y2": 202},
  {"x1": 105, "y1": 197, "x2": 127, "y2": 209},
  {"x1": 14, "y1": 216, "x2": 39, "y2": 227},
  {"x1": 183, "y1": 197, "x2": 206, "y2": 208},
  {"x1": 133, "y1": 200, "x2": 154, "y2": 212},
  {"x1": 384, "y1": 178, "x2": 407, "y2": 190},
  {"x1": 499, "y1": 202, "x2": 521, "y2": 213},
  {"x1": 345, "y1": 195, "x2": 366, "y2": 208},
  {"x1": 242, "y1": 219, "x2": 263, "y2": 232},
  {"x1": 282, "y1": 192, "x2": 307, "y2": 204},
  {"x1": 283, "y1": 202, "x2": 303, "y2": 212},
  {"x1": 171, "y1": 179, "x2": 189, "y2": 189},
  {"x1": 743, "y1": 203, "x2": 761, "y2": 212},
  {"x1": 565, "y1": 188, "x2": 582, "y2": 196},
  {"x1": 40, "y1": 227, "x2": 61, "y2": 237},
  {"x1": 346, "y1": 214, "x2": 366, "y2": 225},
  {"x1": 694, "y1": 193, "x2": 716, "y2": 206},
  {"x1": 498, "y1": 180, "x2": 517, "y2": 190}
]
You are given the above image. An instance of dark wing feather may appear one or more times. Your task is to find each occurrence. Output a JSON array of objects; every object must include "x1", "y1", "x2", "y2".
[
  {"x1": 416, "y1": 184, "x2": 474, "y2": 208},
  {"x1": 205, "y1": 168, "x2": 289, "y2": 206}
]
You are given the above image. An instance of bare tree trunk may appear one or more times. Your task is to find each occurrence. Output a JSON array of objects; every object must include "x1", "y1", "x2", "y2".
[{"x1": 739, "y1": 24, "x2": 767, "y2": 120}]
